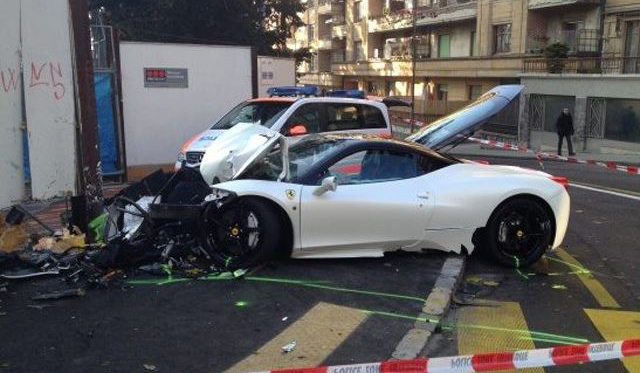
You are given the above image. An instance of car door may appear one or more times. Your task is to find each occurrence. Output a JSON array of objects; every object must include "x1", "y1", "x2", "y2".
[{"x1": 299, "y1": 147, "x2": 435, "y2": 253}]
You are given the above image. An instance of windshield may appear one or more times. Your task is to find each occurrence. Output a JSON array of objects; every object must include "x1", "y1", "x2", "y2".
[
  {"x1": 211, "y1": 101, "x2": 292, "y2": 130},
  {"x1": 240, "y1": 138, "x2": 350, "y2": 182}
]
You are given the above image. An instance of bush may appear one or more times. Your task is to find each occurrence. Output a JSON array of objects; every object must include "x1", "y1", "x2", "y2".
[{"x1": 544, "y1": 43, "x2": 569, "y2": 73}]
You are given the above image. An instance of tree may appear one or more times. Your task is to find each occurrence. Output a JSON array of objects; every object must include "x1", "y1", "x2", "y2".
[{"x1": 89, "y1": 0, "x2": 307, "y2": 59}]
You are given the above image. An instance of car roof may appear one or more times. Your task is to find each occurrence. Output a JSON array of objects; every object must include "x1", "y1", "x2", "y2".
[
  {"x1": 294, "y1": 133, "x2": 454, "y2": 161},
  {"x1": 247, "y1": 97, "x2": 297, "y2": 103}
]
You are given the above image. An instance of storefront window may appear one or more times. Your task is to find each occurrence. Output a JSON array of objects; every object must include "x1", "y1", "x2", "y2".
[{"x1": 605, "y1": 99, "x2": 640, "y2": 142}]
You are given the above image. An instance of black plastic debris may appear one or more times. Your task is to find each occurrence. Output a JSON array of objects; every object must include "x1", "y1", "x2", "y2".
[{"x1": 32, "y1": 288, "x2": 86, "y2": 301}]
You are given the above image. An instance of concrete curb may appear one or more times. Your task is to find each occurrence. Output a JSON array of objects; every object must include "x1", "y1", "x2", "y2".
[{"x1": 391, "y1": 254, "x2": 466, "y2": 360}]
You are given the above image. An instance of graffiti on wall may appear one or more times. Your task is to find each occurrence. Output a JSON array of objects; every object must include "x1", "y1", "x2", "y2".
[
  {"x1": 29, "y1": 61, "x2": 66, "y2": 100},
  {"x1": 1, "y1": 62, "x2": 67, "y2": 100},
  {"x1": 0, "y1": 67, "x2": 19, "y2": 93}
]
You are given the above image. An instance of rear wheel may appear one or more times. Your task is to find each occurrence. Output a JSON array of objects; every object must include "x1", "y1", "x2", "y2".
[
  {"x1": 201, "y1": 198, "x2": 282, "y2": 269},
  {"x1": 485, "y1": 197, "x2": 553, "y2": 268}
]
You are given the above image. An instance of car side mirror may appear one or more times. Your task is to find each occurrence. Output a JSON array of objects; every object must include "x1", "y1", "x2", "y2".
[
  {"x1": 313, "y1": 176, "x2": 338, "y2": 196},
  {"x1": 289, "y1": 124, "x2": 308, "y2": 136}
]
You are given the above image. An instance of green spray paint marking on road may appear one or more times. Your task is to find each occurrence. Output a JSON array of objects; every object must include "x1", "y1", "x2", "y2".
[
  {"x1": 362, "y1": 308, "x2": 589, "y2": 344},
  {"x1": 234, "y1": 300, "x2": 249, "y2": 307},
  {"x1": 546, "y1": 256, "x2": 591, "y2": 275},
  {"x1": 518, "y1": 336, "x2": 581, "y2": 346},
  {"x1": 128, "y1": 274, "x2": 425, "y2": 302}
]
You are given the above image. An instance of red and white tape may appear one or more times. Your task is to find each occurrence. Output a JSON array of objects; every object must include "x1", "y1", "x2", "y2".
[
  {"x1": 389, "y1": 115, "x2": 640, "y2": 176},
  {"x1": 246, "y1": 339, "x2": 640, "y2": 373},
  {"x1": 465, "y1": 136, "x2": 640, "y2": 176}
]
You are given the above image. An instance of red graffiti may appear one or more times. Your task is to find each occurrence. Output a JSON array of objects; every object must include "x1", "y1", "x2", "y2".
[
  {"x1": 0, "y1": 67, "x2": 19, "y2": 92},
  {"x1": 49, "y1": 62, "x2": 65, "y2": 100},
  {"x1": 28, "y1": 61, "x2": 66, "y2": 100},
  {"x1": 29, "y1": 62, "x2": 48, "y2": 87}
]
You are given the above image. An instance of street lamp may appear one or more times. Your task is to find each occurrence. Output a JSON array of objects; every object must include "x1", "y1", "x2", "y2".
[{"x1": 410, "y1": 0, "x2": 417, "y2": 133}]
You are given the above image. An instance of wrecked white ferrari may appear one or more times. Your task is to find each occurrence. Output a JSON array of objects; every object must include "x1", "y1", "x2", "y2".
[{"x1": 187, "y1": 85, "x2": 570, "y2": 269}]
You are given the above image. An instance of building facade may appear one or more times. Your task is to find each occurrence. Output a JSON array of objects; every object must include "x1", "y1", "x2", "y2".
[{"x1": 290, "y1": 0, "x2": 640, "y2": 153}]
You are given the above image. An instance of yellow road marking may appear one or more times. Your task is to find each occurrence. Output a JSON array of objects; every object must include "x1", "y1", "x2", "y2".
[
  {"x1": 585, "y1": 309, "x2": 640, "y2": 373},
  {"x1": 555, "y1": 248, "x2": 621, "y2": 308},
  {"x1": 458, "y1": 300, "x2": 545, "y2": 373},
  {"x1": 226, "y1": 302, "x2": 367, "y2": 373}
]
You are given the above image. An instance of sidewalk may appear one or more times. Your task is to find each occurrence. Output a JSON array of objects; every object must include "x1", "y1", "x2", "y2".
[{"x1": 450, "y1": 143, "x2": 640, "y2": 167}]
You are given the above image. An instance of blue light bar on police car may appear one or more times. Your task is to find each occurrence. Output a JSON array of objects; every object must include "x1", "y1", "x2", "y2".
[
  {"x1": 325, "y1": 90, "x2": 366, "y2": 99},
  {"x1": 267, "y1": 86, "x2": 320, "y2": 97}
]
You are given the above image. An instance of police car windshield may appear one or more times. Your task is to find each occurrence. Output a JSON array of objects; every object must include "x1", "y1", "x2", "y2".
[{"x1": 211, "y1": 102, "x2": 292, "y2": 130}]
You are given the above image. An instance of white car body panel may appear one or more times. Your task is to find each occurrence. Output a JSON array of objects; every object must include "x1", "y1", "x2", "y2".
[
  {"x1": 298, "y1": 177, "x2": 434, "y2": 253},
  {"x1": 214, "y1": 163, "x2": 570, "y2": 258}
]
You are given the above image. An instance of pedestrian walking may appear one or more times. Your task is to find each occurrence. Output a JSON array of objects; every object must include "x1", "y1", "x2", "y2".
[{"x1": 555, "y1": 108, "x2": 575, "y2": 156}]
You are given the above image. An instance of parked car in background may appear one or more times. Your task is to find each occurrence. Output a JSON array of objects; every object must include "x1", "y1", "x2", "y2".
[{"x1": 176, "y1": 88, "x2": 396, "y2": 172}]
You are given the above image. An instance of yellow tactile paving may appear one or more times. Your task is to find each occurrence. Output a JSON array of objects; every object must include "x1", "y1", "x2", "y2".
[
  {"x1": 585, "y1": 309, "x2": 640, "y2": 373},
  {"x1": 457, "y1": 300, "x2": 545, "y2": 373},
  {"x1": 225, "y1": 302, "x2": 367, "y2": 373},
  {"x1": 555, "y1": 248, "x2": 621, "y2": 309}
]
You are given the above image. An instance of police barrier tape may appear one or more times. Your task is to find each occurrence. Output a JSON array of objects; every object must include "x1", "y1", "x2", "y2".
[
  {"x1": 389, "y1": 115, "x2": 640, "y2": 176},
  {"x1": 245, "y1": 339, "x2": 640, "y2": 373}
]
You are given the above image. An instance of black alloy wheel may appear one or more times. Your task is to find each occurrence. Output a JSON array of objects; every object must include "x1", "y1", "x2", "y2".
[
  {"x1": 485, "y1": 197, "x2": 554, "y2": 268},
  {"x1": 201, "y1": 198, "x2": 282, "y2": 269}
]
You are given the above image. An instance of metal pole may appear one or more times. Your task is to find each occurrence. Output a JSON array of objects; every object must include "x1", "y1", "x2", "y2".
[
  {"x1": 410, "y1": 0, "x2": 417, "y2": 133},
  {"x1": 69, "y1": 0, "x2": 103, "y2": 237}
]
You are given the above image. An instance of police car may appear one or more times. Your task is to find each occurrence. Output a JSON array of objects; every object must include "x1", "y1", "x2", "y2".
[{"x1": 175, "y1": 86, "x2": 400, "y2": 170}]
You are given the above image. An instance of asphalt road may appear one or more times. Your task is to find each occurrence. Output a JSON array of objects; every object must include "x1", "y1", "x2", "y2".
[
  {"x1": 1, "y1": 155, "x2": 639, "y2": 373},
  {"x1": 0, "y1": 252, "x2": 446, "y2": 373},
  {"x1": 434, "y1": 155, "x2": 640, "y2": 373}
]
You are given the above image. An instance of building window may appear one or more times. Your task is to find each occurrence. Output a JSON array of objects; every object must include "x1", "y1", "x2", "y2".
[
  {"x1": 310, "y1": 55, "x2": 317, "y2": 71},
  {"x1": 354, "y1": 41, "x2": 364, "y2": 61},
  {"x1": 307, "y1": 24, "x2": 315, "y2": 41},
  {"x1": 470, "y1": 30, "x2": 477, "y2": 56},
  {"x1": 415, "y1": 36, "x2": 431, "y2": 59},
  {"x1": 438, "y1": 34, "x2": 451, "y2": 58},
  {"x1": 436, "y1": 84, "x2": 448, "y2": 101},
  {"x1": 604, "y1": 99, "x2": 640, "y2": 143},
  {"x1": 624, "y1": 21, "x2": 640, "y2": 73},
  {"x1": 354, "y1": 1, "x2": 364, "y2": 22},
  {"x1": 494, "y1": 24, "x2": 512, "y2": 54},
  {"x1": 468, "y1": 85, "x2": 483, "y2": 101}
]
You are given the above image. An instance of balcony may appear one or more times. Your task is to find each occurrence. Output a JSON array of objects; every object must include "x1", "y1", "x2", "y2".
[
  {"x1": 332, "y1": 51, "x2": 346, "y2": 63},
  {"x1": 526, "y1": 29, "x2": 600, "y2": 55},
  {"x1": 528, "y1": 0, "x2": 599, "y2": 10},
  {"x1": 298, "y1": 71, "x2": 341, "y2": 87},
  {"x1": 523, "y1": 57, "x2": 640, "y2": 74},
  {"x1": 368, "y1": 0, "x2": 477, "y2": 33},
  {"x1": 332, "y1": 56, "x2": 524, "y2": 78},
  {"x1": 317, "y1": 36, "x2": 333, "y2": 50},
  {"x1": 318, "y1": 0, "x2": 332, "y2": 15},
  {"x1": 332, "y1": 24, "x2": 347, "y2": 39}
]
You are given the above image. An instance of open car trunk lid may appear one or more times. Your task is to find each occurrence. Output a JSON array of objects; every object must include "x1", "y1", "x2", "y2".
[
  {"x1": 407, "y1": 85, "x2": 524, "y2": 151},
  {"x1": 199, "y1": 123, "x2": 283, "y2": 184}
]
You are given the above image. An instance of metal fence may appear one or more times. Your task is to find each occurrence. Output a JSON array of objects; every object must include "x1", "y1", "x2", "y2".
[{"x1": 523, "y1": 57, "x2": 640, "y2": 74}]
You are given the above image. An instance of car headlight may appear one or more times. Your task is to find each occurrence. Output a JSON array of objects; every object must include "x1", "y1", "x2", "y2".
[{"x1": 177, "y1": 152, "x2": 186, "y2": 163}]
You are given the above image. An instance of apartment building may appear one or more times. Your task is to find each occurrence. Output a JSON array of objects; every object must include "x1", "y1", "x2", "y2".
[{"x1": 290, "y1": 0, "x2": 640, "y2": 154}]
